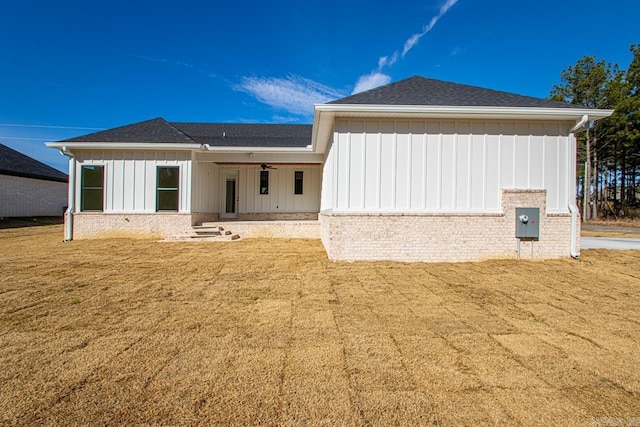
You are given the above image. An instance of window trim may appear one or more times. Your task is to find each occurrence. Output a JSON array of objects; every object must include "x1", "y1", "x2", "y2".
[
  {"x1": 294, "y1": 170, "x2": 303, "y2": 195},
  {"x1": 156, "y1": 166, "x2": 180, "y2": 212},
  {"x1": 80, "y1": 164, "x2": 104, "y2": 212}
]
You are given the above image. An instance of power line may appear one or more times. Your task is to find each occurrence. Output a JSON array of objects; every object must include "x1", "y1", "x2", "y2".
[
  {"x1": 0, "y1": 123, "x2": 104, "y2": 130},
  {"x1": 0, "y1": 136, "x2": 58, "y2": 141}
]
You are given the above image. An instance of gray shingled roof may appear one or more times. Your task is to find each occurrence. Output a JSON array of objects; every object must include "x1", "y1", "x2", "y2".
[
  {"x1": 173, "y1": 123, "x2": 312, "y2": 147},
  {"x1": 0, "y1": 143, "x2": 68, "y2": 183},
  {"x1": 330, "y1": 76, "x2": 576, "y2": 109},
  {"x1": 62, "y1": 118, "x2": 312, "y2": 147},
  {"x1": 62, "y1": 117, "x2": 195, "y2": 143},
  {"x1": 59, "y1": 76, "x2": 582, "y2": 147}
]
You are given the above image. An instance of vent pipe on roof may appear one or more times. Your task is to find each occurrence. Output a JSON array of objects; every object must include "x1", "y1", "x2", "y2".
[
  {"x1": 223, "y1": 132, "x2": 226, "y2": 138},
  {"x1": 58, "y1": 146, "x2": 75, "y2": 242}
]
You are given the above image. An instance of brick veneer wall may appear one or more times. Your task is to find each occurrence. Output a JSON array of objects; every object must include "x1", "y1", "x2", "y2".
[
  {"x1": 71, "y1": 213, "x2": 193, "y2": 239},
  {"x1": 320, "y1": 190, "x2": 577, "y2": 262},
  {"x1": 236, "y1": 212, "x2": 318, "y2": 221},
  {"x1": 0, "y1": 174, "x2": 67, "y2": 217}
]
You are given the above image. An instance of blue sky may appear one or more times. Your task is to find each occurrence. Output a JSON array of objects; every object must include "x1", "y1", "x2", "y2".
[{"x1": 1, "y1": 0, "x2": 638, "y2": 172}]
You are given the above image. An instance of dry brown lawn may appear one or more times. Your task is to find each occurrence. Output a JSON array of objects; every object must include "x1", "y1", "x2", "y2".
[{"x1": 1, "y1": 225, "x2": 640, "y2": 426}]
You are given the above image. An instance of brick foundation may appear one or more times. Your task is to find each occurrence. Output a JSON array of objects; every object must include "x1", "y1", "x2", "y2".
[
  {"x1": 235, "y1": 212, "x2": 318, "y2": 221},
  {"x1": 71, "y1": 213, "x2": 193, "y2": 239},
  {"x1": 215, "y1": 221, "x2": 320, "y2": 239},
  {"x1": 191, "y1": 212, "x2": 220, "y2": 225},
  {"x1": 320, "y1": 190, "x2": 578, "y2": 262}
]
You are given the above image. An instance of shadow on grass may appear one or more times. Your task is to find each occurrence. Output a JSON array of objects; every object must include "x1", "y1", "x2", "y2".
[{"x1": 0, "y1": 216, "x2": 63, "y2": 230}]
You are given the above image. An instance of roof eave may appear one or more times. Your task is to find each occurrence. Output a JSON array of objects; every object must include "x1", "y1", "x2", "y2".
[
  {"x1": 314, "y1": 104, "x2": 614, "y2": 120},
  {"x1": 311, "y1": 104, "x2": 614, "y2": 154},
  {"x1": 45, "y1": 142, "x2": 203, "y2": 150},
  {"x1": 201, "y1": 146, "x2": 314, "y2": 153}
]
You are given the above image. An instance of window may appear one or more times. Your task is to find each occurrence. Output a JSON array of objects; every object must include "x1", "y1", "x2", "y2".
[
  {"x1": 294, "y1": 171, "x2": 303, "y2": 195},
  {"x1": 81, "y1": 165, "x2": 104, "y2": 211},
  {"x1": 260, "y1": 170, "x2": 269, "y2": 195},
  {"x1": 157, "y1": 166, "x2": 179, "y2": 211}
]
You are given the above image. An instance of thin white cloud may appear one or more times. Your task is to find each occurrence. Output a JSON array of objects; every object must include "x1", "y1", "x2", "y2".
[
  {"x1": 401, "y1": 0, "x2": 459, "y2": 57},
  {"x1": 352, "y1": 72, "x2": 392, "y2": 95},
  {"x1": 235, "y1": 75, "x2": 345, "y2": 116},
  {"x1": 354, "y1": 0, "x2": 459, "y2": 95}
]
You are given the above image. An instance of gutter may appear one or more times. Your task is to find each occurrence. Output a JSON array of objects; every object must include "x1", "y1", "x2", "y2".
[
  {"x1": 58, "y1": 146, "x2": 75, "y2": 242},
  {"x1": 46, "y1": 142, "x2": 202, "y2": 150},
  {"x1": 200, "y1": 145, "x2": 314, "y2": 153},
  {"x1": 314, "y1": 104, "x2": 614, "y2": 120}
]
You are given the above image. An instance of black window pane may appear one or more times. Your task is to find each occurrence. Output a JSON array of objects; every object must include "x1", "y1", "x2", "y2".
[
  {"x1": 82, "y1": 165, "x2": 103, "y2": 188},
  {"x1": 157, "y1": 190, "x2": 179, "y2": 211},
  {"x1": 82, "y1": 189, "x2": 103, "y2": 211},
  {"x1": 260, "y1": 170, "x2": 269, "y2": 195},
  {"x1": 157, "y1": 167, "x2": 179, "y2": 211},
  {"x1": 81, "y1": 166, "x2": 103, "y2": 211},
  {"x1": 294, "y1": 171, "x2": 303, "y2": 195},
  {"x1": 158, "y1": 167, "x2": 179, "y2": 188},
  {"x1": 225, "y1": 180, "x2": 236, "y2": 213}
]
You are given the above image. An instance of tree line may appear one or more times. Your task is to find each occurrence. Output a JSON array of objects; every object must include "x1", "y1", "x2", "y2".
[{"x1": 550, "y1": 44, "x2": 639, "y2": 220}]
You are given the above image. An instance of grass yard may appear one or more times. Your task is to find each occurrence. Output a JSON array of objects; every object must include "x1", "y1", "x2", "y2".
[{"x1": 1, "y1": 225, "x2": 640, "y2": 426}]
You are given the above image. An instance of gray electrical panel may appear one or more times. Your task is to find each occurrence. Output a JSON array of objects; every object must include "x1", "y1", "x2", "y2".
[{"x1": 515, "y1": 207, "x2": 540, "y2": 239}]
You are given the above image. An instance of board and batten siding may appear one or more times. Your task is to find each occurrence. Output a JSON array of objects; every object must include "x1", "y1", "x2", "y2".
[
  {"x1": 192, "y1": 161, "x2": 220, "y2": 213},
  {"x1": 194, "y1": 164, "x2": 321, "y2": 214},
  {"x1": 73, "y1": 151, "x2": 192, "y2": 213},
  {"x1": 321, "y1": 119, "x2": 575, "y2": 214}
]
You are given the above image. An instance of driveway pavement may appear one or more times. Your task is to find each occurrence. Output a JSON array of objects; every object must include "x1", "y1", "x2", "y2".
[
  {"x1": 582, "y1": 224, "x2": 640, "y2": 234},
  {"x1": 581, "y1": 237, "x2": 640, "y2": 250}
]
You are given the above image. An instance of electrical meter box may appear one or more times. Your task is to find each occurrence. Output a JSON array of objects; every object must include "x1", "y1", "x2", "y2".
[{"x1": 515, "y1": 207, "x2": 540, "y2": 239}]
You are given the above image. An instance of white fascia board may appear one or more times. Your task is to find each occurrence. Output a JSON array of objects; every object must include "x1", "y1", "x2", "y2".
[
  {"x1": 203, "y1": 146, "x2": 314, "y2": 153},
  {"x1": 314, "y1": 104, "x2": 614, "y2": 120},
  {"x1": 45, "y1": 142, "x2": 202, "y2": 150},
  {"x1": 45, "y1": 142, "x2": 314, "y2": 154}
]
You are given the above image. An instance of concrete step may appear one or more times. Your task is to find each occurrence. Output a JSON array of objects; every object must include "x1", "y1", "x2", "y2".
[
  {"x1": 194, "y1": 230, "x2": 222, "y2": 236},
  {"x1": 188, "y1": 234, "x2": 240, "y2": 241},
  {"x1": 199, "y1": 223, "x2": 224, "y2": 229},
  {"x1": 193, "y1": 225, "x2": 224, "y2": 231}
]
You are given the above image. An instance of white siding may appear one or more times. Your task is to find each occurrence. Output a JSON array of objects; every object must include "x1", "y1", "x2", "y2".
[
  {"x1": 0, "y1": 174, "x2": 68, "y2": 217},
  {"x1": 73, "y1": 151, "x2": 192, "y2": 213},
  {"x1": 192, "y1": 161, "x2": 220, "y2": 212},
  {"x1": 324, "y1": 119, "x2": 573, "y2": 214},
  {"x1": 232, "y1": 164, "x2": 321, "y2": 213}
]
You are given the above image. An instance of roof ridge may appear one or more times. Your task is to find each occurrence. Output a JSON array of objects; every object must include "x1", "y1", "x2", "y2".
[
  {"x1": 163, "y1": 120, "x2": 196, "y2": 143},
  {"x1": 329, "y1": 75, "x2": 578, "y2": 109}
]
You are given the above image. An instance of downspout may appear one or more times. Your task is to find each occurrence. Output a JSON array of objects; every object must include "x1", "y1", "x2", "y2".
[
  {"x1": 59, "y1": 146, "x2": 75, "y2": 241},
  {"x1": 568, "y1": 202, "x2": 579, "y2": 259},
  {"x1": 568, "y1": 115, "x2": 588, "y2": 259}
]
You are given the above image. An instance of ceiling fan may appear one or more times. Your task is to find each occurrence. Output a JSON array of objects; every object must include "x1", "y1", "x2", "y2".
[{"x1": 260, "y1": 163, "x2": 278, "y2": 170}]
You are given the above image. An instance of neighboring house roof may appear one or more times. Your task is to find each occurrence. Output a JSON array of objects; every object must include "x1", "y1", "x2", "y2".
[
  {"x1": 0, "y1": 143, "x2": 68, "y2": 183},
  {"x1": 61, "y1": 118, "x2": 312, "y2": 148},
  {"x1": 329, "y1": 75, "x2": 577, "y2": 109}
]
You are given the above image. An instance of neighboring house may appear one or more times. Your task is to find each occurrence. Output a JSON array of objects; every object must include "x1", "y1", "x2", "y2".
[
  {"x1": 0, "y1": 143, "x2": 68, "y2": 218},
  {"x1": 46, "y1": 76, "x2": 612, "y2": 262}
]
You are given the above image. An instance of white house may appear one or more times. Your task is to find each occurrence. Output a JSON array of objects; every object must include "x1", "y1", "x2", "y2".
[
  {"x1": 0, "y1": 143, "x2": 68, "y2": 218},
  {"x1": 46, "y1": 76, "x2": 612, "y2": 262}
]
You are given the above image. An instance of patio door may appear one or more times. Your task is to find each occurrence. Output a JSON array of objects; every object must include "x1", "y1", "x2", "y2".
[{"x1": 221, "y1": 170, "x2": 238, "y2": 219}]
